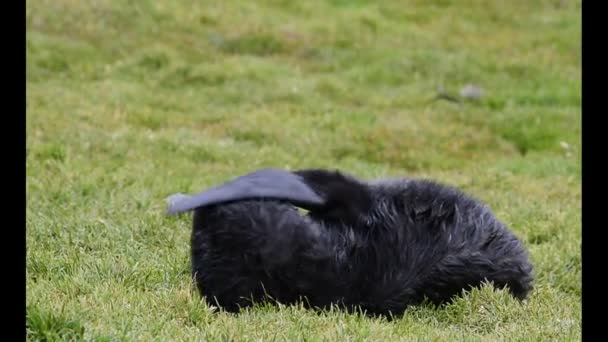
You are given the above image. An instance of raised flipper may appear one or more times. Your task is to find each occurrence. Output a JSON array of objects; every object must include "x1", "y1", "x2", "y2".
[
  {"x1": 293, "y1": 169, "x2": 373, "y2": 225},
  {"x1": 166, "y1": 168, "x2": 326, "y2": 216}
]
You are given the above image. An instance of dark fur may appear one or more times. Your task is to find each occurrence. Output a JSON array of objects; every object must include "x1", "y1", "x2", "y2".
[{"x1": 186, "y1": 169, "x2": 533, "y2": 317}]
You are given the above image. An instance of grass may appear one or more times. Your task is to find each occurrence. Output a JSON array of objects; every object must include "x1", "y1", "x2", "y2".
[{"x1": 26, "y1": 0, "x2": 581, "y2": 340}]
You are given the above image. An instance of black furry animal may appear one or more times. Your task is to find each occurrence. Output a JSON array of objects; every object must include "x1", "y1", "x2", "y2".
[{"x1": 167, "y1": 168, "x2": 533, "y2": 318}]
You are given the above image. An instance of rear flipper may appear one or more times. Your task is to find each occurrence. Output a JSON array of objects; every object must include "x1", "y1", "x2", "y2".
[
  {"x1": 166, "y1": 168, "x2": 373, "y2": 227},
  {"x1": 190, "y1": 200, "x2": 337, "y2": 312},
  {"x1": 166, "y1": 168, "x2": 325, "y2": 216},
  {"x1": 293, "y1": 169, "x2": 373, "y2": 226}
]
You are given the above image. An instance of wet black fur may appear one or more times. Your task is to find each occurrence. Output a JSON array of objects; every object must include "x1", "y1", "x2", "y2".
[{"x1": 189, "y1": 169, "x2": 533, "y2": 317}]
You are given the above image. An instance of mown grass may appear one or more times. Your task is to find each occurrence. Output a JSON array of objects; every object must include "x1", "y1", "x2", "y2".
[{"x1": 27, "y1": 0, "x2": 581, "y2": 340}]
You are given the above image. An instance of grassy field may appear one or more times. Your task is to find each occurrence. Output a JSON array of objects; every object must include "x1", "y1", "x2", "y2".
[{"x1": 26, "y1": 0, "x2": 581, "y2": 340}]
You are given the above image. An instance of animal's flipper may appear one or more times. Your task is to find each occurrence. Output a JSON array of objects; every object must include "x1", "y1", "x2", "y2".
[
  {"x1": 166, "y1": 168, "x2": 326, "y2": 216},
  {"x1": 293, "y1": 169, "x2": 373, "y2": 225}
]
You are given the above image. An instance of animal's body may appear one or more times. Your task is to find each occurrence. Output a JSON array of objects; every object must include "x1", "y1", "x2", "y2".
[{"x1": 167, "y1": 168, "x2": 533, "y2": 317}]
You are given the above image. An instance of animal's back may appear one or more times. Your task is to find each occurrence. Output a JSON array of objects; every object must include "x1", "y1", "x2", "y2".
[{"x1": 356, "y1": 179, "x2": 533, "y2": 314}]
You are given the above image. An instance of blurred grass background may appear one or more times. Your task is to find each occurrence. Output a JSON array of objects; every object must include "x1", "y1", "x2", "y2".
[{"x1": 27, "y1": 0, "x2": 581, "y2": 340}]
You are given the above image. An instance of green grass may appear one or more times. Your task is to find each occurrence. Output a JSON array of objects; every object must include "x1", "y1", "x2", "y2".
[{"x1": 26, "y1": 0, "x2": 581, "y2": 340}]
